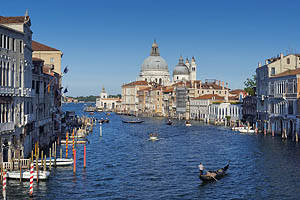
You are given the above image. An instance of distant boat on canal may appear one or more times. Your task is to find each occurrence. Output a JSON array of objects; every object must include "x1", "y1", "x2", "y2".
[
  {"x1": 185, "y1": 121, "x2": 191, "y2": 126},
  {"x1": 122, "y1": 119, "x2": 144, "y2": 124}
]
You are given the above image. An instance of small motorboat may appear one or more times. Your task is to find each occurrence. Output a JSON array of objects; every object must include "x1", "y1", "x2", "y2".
[
  {"x1": 89, "y1": 112, "x2": 94, "y2": 115},
  {"x1": 166, "y1": 120, "x2": 172, "y2": 125},
  {"x1": 199, "y1": 163, "x2": 229, "y2": 182},
  {"x1": 148, "y1": 133, "x2": 159, "y2": 141},
  {"x1": 104, "y1": 118, "x2": 109, "y2": 123},
  {"x1": 239, "y1": 127, "x2": 255, "y2": 133},
  {"x1": 185, "y1": 121, "x2": 191, "y2": 126},
  {"x1": 106, "y1": 112, "x2": 111, "y2": 116},
  {"x1": 34, "y1": 158, "x2": 74, "y2": 166},
  {"x1": 7, "y1": 170, "x2": 50, "y2": 180},
  {"x1": 122, "y1": 120, "x2": 144, "y2": 124}
]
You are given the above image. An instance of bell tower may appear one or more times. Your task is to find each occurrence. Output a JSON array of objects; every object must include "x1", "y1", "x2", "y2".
[{"x1": 190, "y1": 56, "x2": 197, "y2": 81}]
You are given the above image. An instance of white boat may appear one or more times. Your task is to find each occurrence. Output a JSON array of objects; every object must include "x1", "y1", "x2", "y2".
[
  {"x1": 185, "y1": 122, "x2": 192, "y2": 127},
  {"x1": 6, "y1": 170, "x2": 50, "y2": 180},
  {"x1": 34, "y1": 158, "x2": 73, "y2": 166},
  {"x1": 232, "y1": 126, "x2": 244, "y2": 131},
  {"x1": 148, "y1": 136, "x2": 159, "y2": 141},
  {"x1": 239, "y1": 127, "x2": 255, "y2": 133}
]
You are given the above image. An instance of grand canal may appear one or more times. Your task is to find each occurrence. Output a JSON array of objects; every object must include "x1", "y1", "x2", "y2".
[{"x1": 6, "y1": 103, "x2": 300, "y2": 199}]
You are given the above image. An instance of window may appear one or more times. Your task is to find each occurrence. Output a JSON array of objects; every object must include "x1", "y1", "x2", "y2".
[
  {"x1": 287, "y1": 58, "x2": 290, "y2": 64},
  {"x1": 271, "y1": 67, "x2": 275, "y2": 76},
  {"x1": 50, "y1": 58, "x2": 54, "y2": 63},
  {"x1": 0, "y1": 34, "x2": 2, "y2": 48},
  {"x1": 12, "y1": 38, "x2": 16, "y2": 51},
  {"x1": 20, "y1": 41, "x2": 23, "y2": 53}
]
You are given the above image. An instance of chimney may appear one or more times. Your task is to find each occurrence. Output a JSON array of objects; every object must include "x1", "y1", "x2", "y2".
[
  {"x1": 200, "y1": 80, "x2": 202, "y2": 89},
  {"x1": 280, "y1": 53, "x2": 284, "y2": 59},
  {"x1": 226, "y1": 82, "x2": 228, "y2": 89},
  {"x1": 258, "y1": 62, "x2": 261, "y2": 67},
  {"x1": 222, "y1": 81, "x2": 224, "y2": 90}
]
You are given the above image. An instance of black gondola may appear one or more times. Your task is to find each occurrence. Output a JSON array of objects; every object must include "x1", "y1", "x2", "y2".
[
  {"x1": 199, "y1": 164, "x2": 229, "y2": 182},
  {"x1": 122, "y1": 120, "x2": 144, "y2": 124},
  {"x1": 166, "y1": 120, "x2": 172, "y2": 125}
]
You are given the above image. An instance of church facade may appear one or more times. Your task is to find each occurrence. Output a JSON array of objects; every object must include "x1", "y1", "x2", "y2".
[{"x1": 137, "y1": 40, "x2": 197, "y2": 85}]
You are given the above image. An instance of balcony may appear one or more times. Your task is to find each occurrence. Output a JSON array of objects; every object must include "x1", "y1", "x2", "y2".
[
  {"x1": 22, "y1": 88, "x2": 35, "y2": 97},
  {"x1": 0, "y1": 122, "x2": 14, "y2": 134},
  {"x1": 0, "y1": 86, "x2": 21, "y2": 96}
]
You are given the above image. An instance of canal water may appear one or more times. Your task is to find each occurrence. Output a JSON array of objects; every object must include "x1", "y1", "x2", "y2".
[{"x1": 5, "y1": 103, "x2": 300, "y2": 199}]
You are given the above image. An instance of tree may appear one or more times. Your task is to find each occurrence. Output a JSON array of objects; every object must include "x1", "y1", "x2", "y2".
[{"x1": 244, "y1": 75, "x2": 256, "y2": 96}]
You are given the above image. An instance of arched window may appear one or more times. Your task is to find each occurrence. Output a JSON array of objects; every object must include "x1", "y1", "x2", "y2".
[{"x1": 287, "y1": 58, "x2": 290, "y2": 64}]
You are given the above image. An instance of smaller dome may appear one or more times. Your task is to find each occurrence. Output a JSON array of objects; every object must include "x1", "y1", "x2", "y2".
[{"x1": 173, "y1": 56, "x2": 190, "y2": 75}]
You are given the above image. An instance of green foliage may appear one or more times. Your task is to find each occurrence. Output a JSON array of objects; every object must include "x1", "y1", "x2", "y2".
[
  {"x1": 244, "y1": 75, "x2": 256, "y2": 96},
  {"x1": 75, "y1": 95, "x2": 98, "y2": 102}
]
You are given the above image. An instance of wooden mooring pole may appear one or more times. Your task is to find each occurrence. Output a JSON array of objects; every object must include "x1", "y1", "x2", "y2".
[{"x1": 84, "y1": 145, "x2": 86, "y2": 168}]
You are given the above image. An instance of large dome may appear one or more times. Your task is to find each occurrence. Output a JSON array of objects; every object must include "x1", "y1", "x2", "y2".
[
  {"x1": 140, "y1": 40, "x2": 169, "y2": 72},
  {"x1": 141, "y1": 56, "x2": 168, "y2": 71},
  {"x1": 173, "y1": 56, "x2": 190, "y2": 75}
]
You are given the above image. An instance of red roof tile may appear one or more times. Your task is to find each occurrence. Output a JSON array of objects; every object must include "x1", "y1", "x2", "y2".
[
  {"x1": 123, "y1": 81, "x2": 149, "y2": 87},
  {"x1": 273, "y1": 68, "x2": 300, "y2": 78},
  {"x1": 192, "y1": 94, "x2": 224, "y2": 100},
  {"x1": 0, "y1": 16, "x2": 29, "y2": 24},
  {"x1": 32, "y1": 40, "x2": 60, "y2": 51}
]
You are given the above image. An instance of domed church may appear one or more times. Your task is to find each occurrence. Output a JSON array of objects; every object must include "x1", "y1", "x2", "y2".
[
  {"x1": 138, "y1": 40, "x2": 170, "y2": 86},
  {"x1": 173, "y1": 56, "x2": 197, "y2": 83}
]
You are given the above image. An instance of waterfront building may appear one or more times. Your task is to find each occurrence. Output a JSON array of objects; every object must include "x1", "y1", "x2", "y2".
[
  {"x1": 32, "y1": 40, "x2": 63, "y2": 75},
  {"x1": 208, "y1": 103, "x2": 243, "y2": 123},
  {"x1": 137, "y1": 40, "x2": 170, "y2": 86},
  {"x1": 121, "y1": 80, "x2": 150, "y2": 113},
  {"x1": 190, "y1": 94, "x2": 225, "y2": 121},
  {"x1": 267, "y1": 68, "x2": 300, "y2": 138},
  {"x1": 96, "y1": 86, "x2": 120, "y2": 111},
  {"x1": 32, "y1": 58, "x2": 57, "y2": 148},
  {"x1": 256, "y1": 53, "x2": 300, "y2": 130},
  {"x1": 0, "y1": 13, "x2": 35, "y2": 161},
  {"x1": 162, "y1": 87, "x2": 176, "y2": 118},
  {"x1": 242, "y1": 96, "x2": 257, "y2": 126},
  {"x1": 229, "y1": 89, "x2": 248, "y2": 102}
]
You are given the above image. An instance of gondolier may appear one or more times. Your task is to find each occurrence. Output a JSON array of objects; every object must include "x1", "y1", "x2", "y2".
[{"x1": 198, "y1": 163, "x2": 204, "y2": 175}]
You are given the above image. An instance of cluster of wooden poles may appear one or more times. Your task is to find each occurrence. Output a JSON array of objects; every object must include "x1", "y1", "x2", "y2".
[{"x1": 1, "y1": 128, "x2": 88, "y2": 199}]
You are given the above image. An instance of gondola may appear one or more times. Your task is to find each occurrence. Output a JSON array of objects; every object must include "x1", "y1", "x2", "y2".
[
  {"x1": 122, "y1": 120, "x2": 144, "y2": 124},
  {"x1": 199, "y1": 163, "x2": 229, "y2": 182}
]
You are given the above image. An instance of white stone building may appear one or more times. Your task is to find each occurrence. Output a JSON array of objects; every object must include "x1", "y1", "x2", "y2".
[
  {"x1": 96, "y1": 86, "x2": 120, "y2": 111},
  {"x1": 0, "y1": 13, "x2": 35, "y2": 161},
  {"x1": 256, "y1": 53, "x2": 300, "y2": 132},
  {"x1": 209, "y1": 103, "x2": 243, "y2": 122}
]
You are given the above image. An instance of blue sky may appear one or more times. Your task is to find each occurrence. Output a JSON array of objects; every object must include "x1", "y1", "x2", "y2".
[{"x1": 2, "y1": 0, "x2": 300, "y2": 96}]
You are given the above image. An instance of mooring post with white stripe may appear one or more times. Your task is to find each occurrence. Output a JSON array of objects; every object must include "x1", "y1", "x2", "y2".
[
  {"x1": 2, "y1": 169, "x2": 6, "y2": 200},
  {"x1": 29, "y1": 162, "x2": 34, "y2": 197}
]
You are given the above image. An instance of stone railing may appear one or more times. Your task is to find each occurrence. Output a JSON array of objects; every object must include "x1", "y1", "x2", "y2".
[
  {"x1": 0, "y1": 122, "x2": 14, "y2": 134},
  {"x1": 0, "y1": 86, "x2": 21, "y2": 96}
]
